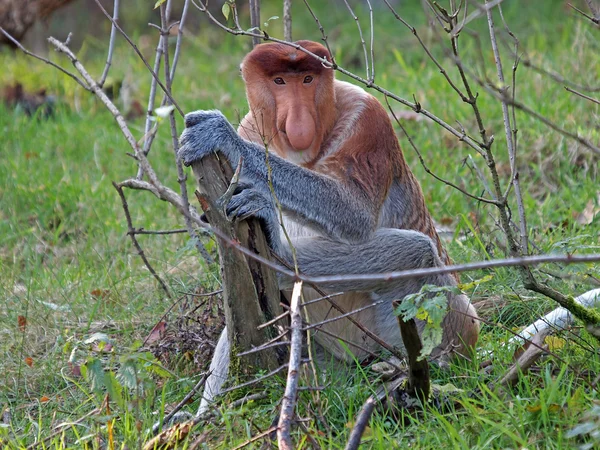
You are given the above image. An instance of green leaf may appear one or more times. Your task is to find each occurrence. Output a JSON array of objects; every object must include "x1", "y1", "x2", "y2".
[
  {"x1": 117, "y1": 360, "x2": 138, "y2": 389},
  {"x1": 83, "y1": 357, "x2": 106, "y2": 393},
  {"x1": 222, "y1": 2, "x2": 231, "y2": 20},
  {"x1": 154, "y1": 0, "x2": 167, "y2": 9},
  {"x1": 105, "y1": 371, "x2": 124, "y2": 408},
  {"x1": 394, "y1": 284, "x2": 453, "y2": 359},
  {"x1": 263, "y1": 16, "x2": 279, "y2": 27}
]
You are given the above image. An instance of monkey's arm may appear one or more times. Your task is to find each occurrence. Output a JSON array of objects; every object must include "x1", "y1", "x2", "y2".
[{"x1": 179, "y1": 110, "x2": 377, "y2": 242}]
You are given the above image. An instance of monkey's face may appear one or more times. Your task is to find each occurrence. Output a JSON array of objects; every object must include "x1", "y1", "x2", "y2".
[
  {"x1": 270, "y1": 72, "x2": 320, "y2": 153},
  {"x1": 241, "y1": 41, "x2": 335, "y2": 163}
]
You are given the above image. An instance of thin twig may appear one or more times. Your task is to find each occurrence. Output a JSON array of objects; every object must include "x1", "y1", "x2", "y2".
[
  {"x1": 98, "y1": 0, "x2": 120, "y2": 87},
  {"x1": 132, "y1": 228, "x2": 188, "y2": 235},
  {"x1": 485, "y1": 0, "x2": 529, "y2": 254},
  {"x1": 366, "y1": 0, "x2": 375, "y2": 83},
  {"x1": 342, "y1": 0, "x2": 371, "y2": 82},
  {"x1": 249, "y1": 0, "x2": 261, "y2": 47},
  {"x1": 302, "y1": 298, "x2": 385, "y2": 331},
  {"x1": 278, "y1": 282, "x2": 303, "y2": 450},
  {"x1": 170, "y1": 0, "x2": 190, "y2": 82},
  {"x1": 152, "y1": 372, "x2": 210, "y2": 434},
  {"x1": 160, "y1": 3, "x2": 212, "y2": 263},
  {"x1": 567, "y1": 2, "x2": 600, "y2": 25},
  {"x1": 385, "y1": 97, "x2": 498, "y2": 205},
  {"x1": 117, "y1": 179, "x2": 204, "y2": 225},
  {"x1": 92, "y1": 0, "x2": 183, "y2": 117},
  {"x1": 113, "y1": 182, "x2": 173, "y2": 298},
  {"x1": 383, "y1": 0, "x2": 471, "y2": 104},
  {"x1": 302, "y1": 0, "x2": 337, "y2": 66},
  {"x1": 232, "y1": 426, "x2": 278, "y2": 450},
  {"x1": 565, "y1": 86, "x2": 600, "y2": 105},
  {"x1": 0, "y1": 28, "x2": 89, "y2": 91},
  {"x1": 283, "y1": 0, "x2": 292, "y2": 42},
  {"x1": 257, "y1": 309, "x2": 291, "y2": 330}
]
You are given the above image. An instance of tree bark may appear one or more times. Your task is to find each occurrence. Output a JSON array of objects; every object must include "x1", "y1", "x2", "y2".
[{"x1": 191, "y1": 153, "x2": 283, "y2": 375}]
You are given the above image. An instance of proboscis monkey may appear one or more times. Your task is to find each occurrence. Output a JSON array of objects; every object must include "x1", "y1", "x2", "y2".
[{"x1": 179, "y1": 41, "x2": 479, "y2": 412}]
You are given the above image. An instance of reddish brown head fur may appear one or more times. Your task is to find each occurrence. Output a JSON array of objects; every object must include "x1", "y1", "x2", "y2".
[
  {"x1": 242, "y1": 40, "x2": 332, "y2": 78},
  {"x1": 240, "y1": 41, "x2": 336, "y2": 161}
]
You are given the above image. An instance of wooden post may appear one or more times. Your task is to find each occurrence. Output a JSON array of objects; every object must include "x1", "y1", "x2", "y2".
[{"x1": 191, "y1": 153, "x2": 282, "y2": 374}]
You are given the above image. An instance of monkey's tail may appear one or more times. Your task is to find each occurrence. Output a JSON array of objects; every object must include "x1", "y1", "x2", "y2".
[{"x1": 197, "y1": 326, "x2": 230, "y2": 416}]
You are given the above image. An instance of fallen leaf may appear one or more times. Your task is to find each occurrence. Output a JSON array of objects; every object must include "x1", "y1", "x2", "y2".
[
  {"x1": 18, "y1": 315, "x2": 27, "y2": 331},
  {"x1": 575, "y1": 199, "x2": 599, "y2": 225},
  {"x1": 146, "y1": 321, "x2": 167, "y2": 345},
  {"x1": 69, "y1": 362, "x2": 82, "y2": 377},
  {"x1": 24, "y1": 357, "x2": 33, "y2": 367},
  {"x1": 40, "y1": 396, "x2": 50, "y2": 403},
  {"x1": 90, "y1": 289, "x2": 110, "y2": 299}
]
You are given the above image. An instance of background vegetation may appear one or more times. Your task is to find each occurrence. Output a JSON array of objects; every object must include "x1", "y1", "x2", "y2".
[{"x1": 1, "y1": 0, "x2": 599, "y2": 448}]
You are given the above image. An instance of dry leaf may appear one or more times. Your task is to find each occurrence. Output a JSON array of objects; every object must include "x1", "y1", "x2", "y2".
[
  {"x1": 24, "y1": 357, "x2": 33, "y2": 367},
  {"x1": 90, "y1": 289, "x2": 110, "y2": 299},
  {"x1": 40, "y1": 396, "x2": 50, "y2": 403},
  {"x1": 69, "y1": 362, "x2": 81, "y2": 377},
  {"x1": 18, "y1": 315, "x2": 27, "y2": 331},
  {"x1": 575, "y1": 199, "x2": 599, "y2": 225},
  {"x1": 146, "y1": 321, "x2": 167, "y2": 345}
]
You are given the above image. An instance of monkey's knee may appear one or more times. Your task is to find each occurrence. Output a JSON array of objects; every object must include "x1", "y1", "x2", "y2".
[{"x1": 373, "y1": 228, "x2": 442, "y2": 271}]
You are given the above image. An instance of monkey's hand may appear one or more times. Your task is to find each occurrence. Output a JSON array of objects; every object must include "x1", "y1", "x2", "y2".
[
  {"x1": 178, "y1": 110, "x2": 242, "y2": 166},
  {"x1": 225, "y1": 182, "x2": 280, "y2": 241}
]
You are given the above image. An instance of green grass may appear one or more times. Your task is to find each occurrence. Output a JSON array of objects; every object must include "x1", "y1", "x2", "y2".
[{"x1": 1, "y1": 0, "x2": 599, "y2": 448}]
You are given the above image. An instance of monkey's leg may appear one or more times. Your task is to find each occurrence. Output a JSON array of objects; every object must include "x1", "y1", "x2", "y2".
[{"x1": 277, "y1": 228, "x2": 479, "y2": 358}]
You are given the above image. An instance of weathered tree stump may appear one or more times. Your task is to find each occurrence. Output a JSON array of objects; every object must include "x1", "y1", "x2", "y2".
[{"x1": 190, "y1": 153, "x2": 283, "y2": 374}]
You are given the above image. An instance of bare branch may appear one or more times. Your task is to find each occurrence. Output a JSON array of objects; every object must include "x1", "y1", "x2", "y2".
[
  {"x1": 117, "y1": 179, "x2": 204, "y2": 225},
  {"x1": 485, "y1": 0, "x2": 529, "y2": 254},
  {"x1": 92, "y1": 0, "x2": 183, "y2": 117},
  {"x1": 152, "y1": 372, "x2": 210, "y2": 434},
  {"x1": 278, "y1": 282, "x2": 304, "y2": 450},
  {"x1": 0, "y1": 27, "x2": 89, "y2": 91},
  {"x1": 170, "y1": 0, "x2": 191, "y2": 81},
  {"x1": 132, "y1": 228, "x2": 188, "y2": 235},
  {"x1": 302, "y1": 0, "x2": 337, "y2": 67},
  {"x1": 342, "y1": 0, "x2": 371, "y2": 82},
  {"x1": 249, "y1": 0, "x2": 261, "y2": 47},
  {"x1": 113, "y1": 182, "x2": 173, "y2": 299},
  {"x1": 190, "y1": 2, "x2": 486, "y2": 153},
  {"x1": 283, "y1": 0, "x2": 292, "y2": 42},
  {"x1": 567, "y1": 2, "x2": 600, "y2": 25},
  {"x1": 385, "y1": 97, "x2": 498, "y2": 205},
  {"x1": 98, "y1": 0, "x2": 120, "y2": 87},
  {"x1": 565, "y1": 86, "x2": 600, "y2": 105},
  {"x1": 499, "y1": 328, "x2": 551, "y2": 387},
  {"x1": 160, "y1": 3, "x2": 212, "y2": 262},
  {"x1": 343, "y1": 396, "x2": 376, "y2": 450}
]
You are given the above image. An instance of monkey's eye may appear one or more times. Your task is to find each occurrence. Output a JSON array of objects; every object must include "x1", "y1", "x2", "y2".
[
  {"x1": 303, "y1": 75, "x2": 314, "y2": 84},
  {"x1": 273, "y1": 77, "x2": 286, "y2": 85}
]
